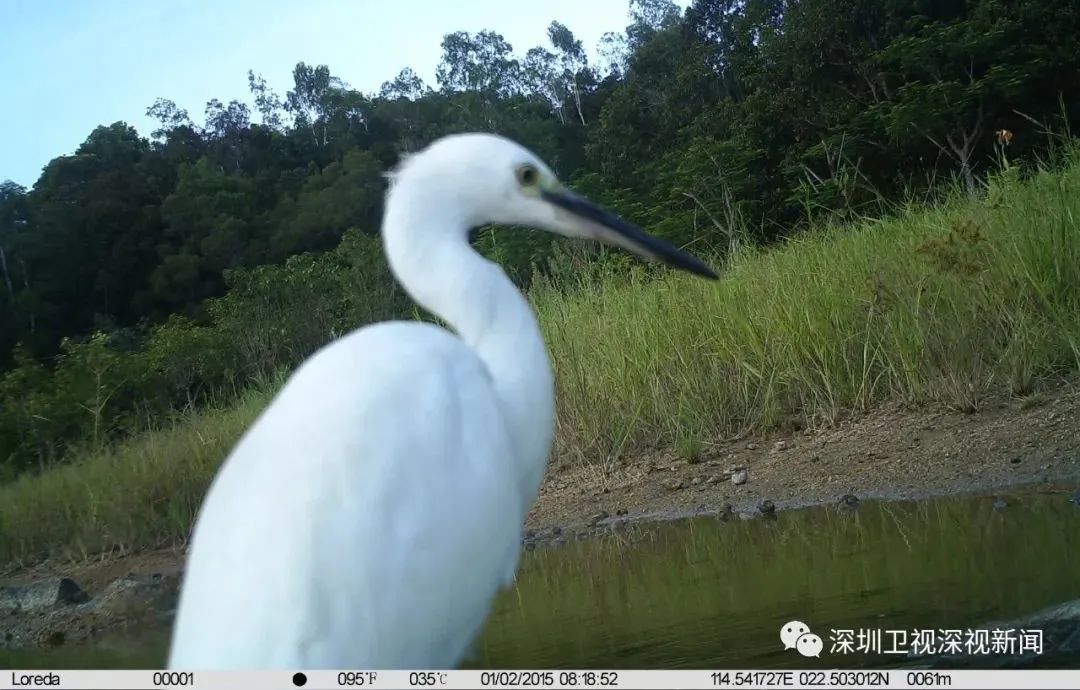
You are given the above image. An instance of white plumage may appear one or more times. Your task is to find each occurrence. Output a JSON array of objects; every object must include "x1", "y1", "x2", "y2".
[{"x1": 168, "y1": 133, "x2": 715, "y2": 669}]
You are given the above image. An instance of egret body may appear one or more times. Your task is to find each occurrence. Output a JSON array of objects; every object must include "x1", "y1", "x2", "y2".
[{"x1": 168, "y1": 133, "x2": 715, "y2": 669}]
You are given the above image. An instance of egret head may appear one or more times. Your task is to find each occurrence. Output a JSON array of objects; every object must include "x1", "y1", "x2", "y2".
[{"x1": 389, "y1": 133, "x2": 718, "y2": 279}]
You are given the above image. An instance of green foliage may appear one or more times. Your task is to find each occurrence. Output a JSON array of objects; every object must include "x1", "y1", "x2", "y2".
[
  {"x1": 4, "y1": 156, "x2": 1080, "y2": 564},
  {"x1": 0, "y1": 230, "x2": 410, "y2": 472},
  {"x1": 2, "y1": 0, "x2": 1080, "y2": 479}
]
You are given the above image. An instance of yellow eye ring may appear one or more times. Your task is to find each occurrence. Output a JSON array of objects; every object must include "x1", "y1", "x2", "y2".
[{"x1": 516, "y1": 164, "x2": 539, "y2": 187}]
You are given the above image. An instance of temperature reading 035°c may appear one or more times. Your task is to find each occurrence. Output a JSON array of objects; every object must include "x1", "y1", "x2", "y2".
[{"x1": 409, "y1": 671, "x2": 450, "y2": 686}]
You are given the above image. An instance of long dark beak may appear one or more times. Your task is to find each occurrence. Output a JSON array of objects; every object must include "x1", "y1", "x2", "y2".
[{"x1": 541, "y1": 188, "x2": 718, "y2": 280}]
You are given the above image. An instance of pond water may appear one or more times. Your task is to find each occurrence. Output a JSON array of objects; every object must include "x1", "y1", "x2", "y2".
[{"x1": 2, "y1": 491, "x2": 1079, "y2": 669}]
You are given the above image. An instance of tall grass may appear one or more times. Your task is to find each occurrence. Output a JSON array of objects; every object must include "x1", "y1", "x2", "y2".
[
  {"x1": 2, "y1": 152, "x2": 1080, "y2": 567},
  {"x1": 536, "y1": 152, "x2": 1080, "y2": 465}
]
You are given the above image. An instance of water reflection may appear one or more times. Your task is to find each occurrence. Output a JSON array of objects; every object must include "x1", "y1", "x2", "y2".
[{"x1": 2, "y1": 491, "x2": 1078, "y2": 669}]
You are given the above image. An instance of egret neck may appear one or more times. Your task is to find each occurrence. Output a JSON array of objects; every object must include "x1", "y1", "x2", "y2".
[{"x1": 382, "y1": 178, "x2": 555, "y2": 511}]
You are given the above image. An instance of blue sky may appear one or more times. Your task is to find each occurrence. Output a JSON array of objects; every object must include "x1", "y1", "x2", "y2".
[{"x1": 1, "y1": 0, "x2": 688, "y2": 188}]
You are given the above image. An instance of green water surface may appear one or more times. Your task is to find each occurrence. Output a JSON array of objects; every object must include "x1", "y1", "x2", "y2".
[{"x1": 2, "y1": 491, "x2": 1078, "y2": 669}]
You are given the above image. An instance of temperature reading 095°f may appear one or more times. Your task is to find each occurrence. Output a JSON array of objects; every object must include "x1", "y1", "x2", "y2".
[{"x1": 338, "y1": 671, "x2": 378, "y2": 686}]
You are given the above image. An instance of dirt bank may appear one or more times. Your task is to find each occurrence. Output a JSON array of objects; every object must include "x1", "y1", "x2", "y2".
[
  {"x1": 3, "y1": 386, "x2": 1079, "y2": 650},
  {"x1": 528, "y1": 385, "x2": 1080, "y2": 528}
]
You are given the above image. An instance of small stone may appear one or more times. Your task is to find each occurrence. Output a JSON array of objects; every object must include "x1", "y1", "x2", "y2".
[
  {"x1": 746, "y1": 443, "x2": 760, "y2": 450},
  {"x1": 706, "y1": 475, "x2": 720, "y2": 484},
  {"x1": 993, "y1": 498, "x2": 1009, "y2": 510},
  {"x1": 691, "y1": 477, "x2": 702, "y2": 486},
  {"x1": 551, "y1": 525, "x2": 562, "y2": 536},
  {"x1": 663, "y1": 478, "x2": 685, "y2": 491},
  {"x1": 758, "y1": 500, "x2": 776, "y2": 516},
  {"x1": 717, "y1": 504, "x2": 735, "y2": 521},
  {"x1": 773, "y1": 440, "x2": 788, "y2": 452},
  {"x1": 616, "y1": 508, "x2": 628, "y2": 516},
  {"x1": 0, "y1": 577, "x2": 90, "y2": 614},
  {"x1": 589, "y1": 511, "x2": 609, "y2": 524},
  {"x1": 731, "y1": 469, "x2": 748, "y2": 485},
  {"x1": 839, "y1": 494, "x2": 860, "y2": 509}
]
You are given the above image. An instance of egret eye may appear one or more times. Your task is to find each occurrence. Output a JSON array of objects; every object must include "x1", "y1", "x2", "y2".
[{"x1": 516, "y1": 164, "x2": 539, "y2": 187}]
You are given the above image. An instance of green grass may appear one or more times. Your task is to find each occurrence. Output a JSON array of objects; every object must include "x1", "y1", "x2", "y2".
[
  {"x1": 0, "y1": 386, "x2": 272, "y2": 568},
  {"x1": 535, "y1": 156, "x2": 1080, "y2": 465},
  {"x1": 2, "y1": 153, "x2": 1080, "y2": 567}
]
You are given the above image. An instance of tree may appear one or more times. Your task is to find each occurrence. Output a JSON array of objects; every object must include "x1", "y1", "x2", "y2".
[
  {"x1": 627, "y1": 0, "x2": 682, "y2": 49},
  {"x1": 596, "y1": 31, "x2": 630, "y2": 80},
  {"x1": 522, "y1": 47, "x2": 566, "y2": 124},
  {"x1": 379, "y1": 68, "x2": 429, "y2": 100},
  {"x1": 285, "y1": 62, "x2": 356, "y2": 149},
  {"x1": 146, "y1": 98, "x2": 193, "y2": 140},
  {"x1": 248, "y1": 70, "x2": 286, "y2": 130},
  {"x1": 547, "y1": 22, "x2": 590, "y2": 125},
  {"x1": 436, "y1": 30, "x2": 521, "y2": 97}
]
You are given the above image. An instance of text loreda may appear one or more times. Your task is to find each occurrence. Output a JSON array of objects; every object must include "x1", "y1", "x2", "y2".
[{"x1": 10, "y1": 672, "x2": 61, "y2": 687}]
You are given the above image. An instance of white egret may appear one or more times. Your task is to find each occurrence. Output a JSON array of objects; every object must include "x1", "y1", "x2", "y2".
[{"x1": 167, "y1": 133, "x2": 716, "y2": 670}]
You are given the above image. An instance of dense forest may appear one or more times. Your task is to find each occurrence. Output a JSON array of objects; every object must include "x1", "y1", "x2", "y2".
[{"x1": 2, "y1": 0, "x2": 1079, "y2": 476}]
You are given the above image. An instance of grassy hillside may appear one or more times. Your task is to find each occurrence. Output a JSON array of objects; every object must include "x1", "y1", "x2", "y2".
[{"x1": 2, "y1": 153, "x2": 1079, "y2": 567}]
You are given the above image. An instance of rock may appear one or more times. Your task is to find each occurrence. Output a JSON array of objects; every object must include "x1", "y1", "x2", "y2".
[
  {"x1": 706, "y1": 475, "x2": 721, "y2": 484},
  {"x1": 758, "y1": 500, "x2": 776, "y2": 516},
  {"x1": 0, "y1": 578, "x2": 89, "y2": 614},
  {"x1": 93, "y1": 573, "x2": 179, "y2": 616},
  {"x1": 746, "y1": 443, "x2": 759, "y2": 450},
  {"x1": 589, "y1": 511, "x2": 609, "y2": 525},
  {"x1": 717, "y1": 504, "x2": 735, "y2": 521},
  {"x1": 839, "y1": 494, "x2": 860, "y2": 509},
  {"x1": 616, "y1": 508, "x2": 628, "y2": 516},
  {"x1": 773, "y1": 440, "x2": 788, "y2": 452},
  {"x1": 663, "y1": 478, "x2": 686, "y2": 491},
  {"x1": 731, "y1": 469, "x2": 748, "y2": 485},
  {"x1": 551, "y1": 525, "x2": 562, "y2": 536},
  {"x1": 691, "y1": 477, "x2": 702, "y2": 486},
  {"x1": 993, "y1": 497, "x2": 1009, "y2": 510}
]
